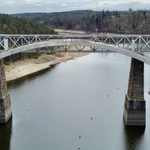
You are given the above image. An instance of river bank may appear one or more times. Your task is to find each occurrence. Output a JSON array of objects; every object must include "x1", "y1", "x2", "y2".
[{"x1": 5, "y1": 52, "x2": 88, "y2": 82}]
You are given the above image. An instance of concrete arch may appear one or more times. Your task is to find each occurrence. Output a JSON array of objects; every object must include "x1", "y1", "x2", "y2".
[{"x1": 1, "y1": 39, "x2": 150, "y2": 65}]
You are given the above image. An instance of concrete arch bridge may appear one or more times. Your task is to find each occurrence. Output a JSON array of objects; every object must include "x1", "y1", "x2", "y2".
[{"x1": 0, "y1": 34, "x2": 150, "y2": 126}]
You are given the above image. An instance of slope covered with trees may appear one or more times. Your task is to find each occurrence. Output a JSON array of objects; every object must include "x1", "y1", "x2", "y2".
[
  {"x1": 0, "y1": 14, "x2": 56, "y2": 34},
  {"x1": 13, "y1": 10, "x2": 150, "y2": 34}
]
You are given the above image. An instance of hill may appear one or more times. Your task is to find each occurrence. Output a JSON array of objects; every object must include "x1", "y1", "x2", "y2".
[
  {"x1": 13, "y1": 10, "x2": 150, "y2": 34},
  {"x1": 0, "y1": 13, "x2": 56, "y2": 34}
]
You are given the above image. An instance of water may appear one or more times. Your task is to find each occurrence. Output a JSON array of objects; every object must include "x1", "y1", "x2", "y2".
[{"x1": 1, "y1": 53, "x2": 150, "y2": 150}]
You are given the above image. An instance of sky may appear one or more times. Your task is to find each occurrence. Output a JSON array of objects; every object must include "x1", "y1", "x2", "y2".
[{"x1": 0, "y1": 0, "x2": 150, "y2": 14}]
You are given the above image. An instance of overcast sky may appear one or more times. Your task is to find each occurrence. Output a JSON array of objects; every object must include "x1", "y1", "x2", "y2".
[{"x1": 0, "y1": 0, "x2": 150, "y2": 14}]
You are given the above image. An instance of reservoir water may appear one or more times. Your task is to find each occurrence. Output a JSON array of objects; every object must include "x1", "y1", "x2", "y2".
[{"x1": 1, "y1": 53, "x2": 150, "y2": 150}]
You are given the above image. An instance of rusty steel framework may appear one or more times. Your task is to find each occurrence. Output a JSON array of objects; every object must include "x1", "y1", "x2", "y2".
[{"x1": 0, "y1": 34, "x2": 150, "y2": 52}]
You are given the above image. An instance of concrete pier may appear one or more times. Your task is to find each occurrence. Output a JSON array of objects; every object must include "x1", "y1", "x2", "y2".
[
  {"x1": 0, "y1": 59, "x2": 12, "y2": 123},
  {"x1": 123, "y1": 58, "x2": 146, "y2": 126}
]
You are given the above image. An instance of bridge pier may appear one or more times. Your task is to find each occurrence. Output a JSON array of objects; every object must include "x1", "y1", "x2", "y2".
[
  {"x1": 123, "y1": 58, "x2": 146, "y2": 126},
  {"x1": 0, "y1": 59, "x2": 12, "y2": 123}
]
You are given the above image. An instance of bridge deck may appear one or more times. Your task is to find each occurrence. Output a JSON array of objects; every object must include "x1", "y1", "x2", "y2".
[{"x1": 0, "y1": 34, "x2": 150, "y2": 64}]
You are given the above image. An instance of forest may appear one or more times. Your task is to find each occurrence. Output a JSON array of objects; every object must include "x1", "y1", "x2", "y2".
[
  {"x1": 0, "y1": 13, "x2": 56, "y2": 34},
  {"x1": 13, "y1": 9, "x2": 150, "y2": 34}
]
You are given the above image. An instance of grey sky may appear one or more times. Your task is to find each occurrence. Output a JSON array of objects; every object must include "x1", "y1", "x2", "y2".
[{"x1": 0, "y1": 0, "x2": 150, "y2": 14}]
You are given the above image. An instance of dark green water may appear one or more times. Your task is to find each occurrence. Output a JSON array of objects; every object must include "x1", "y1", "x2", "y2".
[{"x1": 1, "y1": 53, "x2": 150, "y2": 150}]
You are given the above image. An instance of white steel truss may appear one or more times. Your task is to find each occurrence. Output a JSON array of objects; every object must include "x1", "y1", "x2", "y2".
[{"x1": 0, "y1": 34, "x2": 150, "y2": 52}]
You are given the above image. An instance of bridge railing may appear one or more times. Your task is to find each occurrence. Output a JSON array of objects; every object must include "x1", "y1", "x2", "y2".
[{"x1": 0, "y1": 34, "x2": 150, "y2": 52}]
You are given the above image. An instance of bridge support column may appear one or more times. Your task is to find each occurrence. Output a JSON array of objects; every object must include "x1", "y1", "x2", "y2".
[
  {"x1": 123, "y1": 58, "x2": 145, "y2": 126},
  {"x1": 0, "y1": 59, "x2": 12, "y2": 123}
]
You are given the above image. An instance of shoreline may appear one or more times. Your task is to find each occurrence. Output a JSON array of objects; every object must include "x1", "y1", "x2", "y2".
[{"x1": 5, "y1": 53, "x2": 88, "y2": 83}]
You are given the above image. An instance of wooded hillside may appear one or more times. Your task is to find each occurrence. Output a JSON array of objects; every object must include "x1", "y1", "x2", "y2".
[
  {"x1": 0, "y1": 14, "x2": 56, "y2": 34},
  {"x1": 13, "y1": 10, "x2": 150, "y2": 34}
]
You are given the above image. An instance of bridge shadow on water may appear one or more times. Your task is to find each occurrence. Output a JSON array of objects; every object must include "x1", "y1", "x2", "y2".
[
  {"x1": 123, "y1": 125, "x2": 145, "y2": 150},
  {"x1": 0, "y1": 118, "x2": 12, "y2": 150}
]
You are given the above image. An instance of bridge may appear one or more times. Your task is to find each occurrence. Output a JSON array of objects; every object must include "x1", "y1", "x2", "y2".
[{"x1": 0, "y1": 34, "x2": 150, "y2": 126}]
